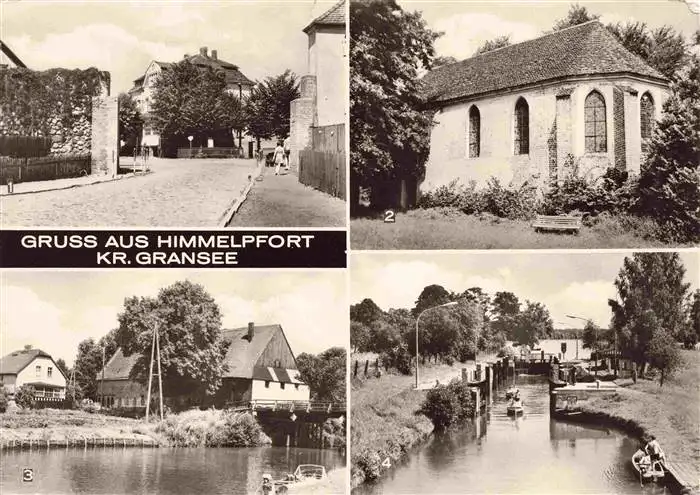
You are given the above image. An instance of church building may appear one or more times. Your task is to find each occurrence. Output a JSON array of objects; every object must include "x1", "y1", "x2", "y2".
[{"x1": 420, "y1": 21, "x2": 669, "y2": 194}]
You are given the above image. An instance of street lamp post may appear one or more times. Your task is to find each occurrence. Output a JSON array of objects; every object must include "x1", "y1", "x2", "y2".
[{"x1": 415, "y1": 301, "x2": 458, "y2": 389}]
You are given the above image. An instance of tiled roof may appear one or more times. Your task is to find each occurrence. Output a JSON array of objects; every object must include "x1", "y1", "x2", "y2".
[
  {"x1": 422, "y1": 21, "x2": 667, "y2": 105},
  {"x1": 304, "y1": 0, "x2": 346, "y2": 33},
  {"x1": 0, "y1": 40, "x2": 27, "y2": 68},
  {"x1": 99, "y1": 324, "x2": 297, "y2": 381},
  {"x1": 0, "y1": 348, "x2": 53, "y2": 375},
  {"x1": 183, "y1": 54, "x2": 254, "y2": 86}
]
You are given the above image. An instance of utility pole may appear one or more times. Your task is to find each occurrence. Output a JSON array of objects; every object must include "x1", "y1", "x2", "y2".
[
  {"x1": 100, "y1": 346, "x2": 105, "y2": 404},
  {"x1": 145, "y1": 320, "x2": 163, "y2": 422}
]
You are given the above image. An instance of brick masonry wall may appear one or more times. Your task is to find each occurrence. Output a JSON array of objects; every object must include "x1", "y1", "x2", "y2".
[{"x1": 613, "y1": 86, "x2": 626, "y2": 171}]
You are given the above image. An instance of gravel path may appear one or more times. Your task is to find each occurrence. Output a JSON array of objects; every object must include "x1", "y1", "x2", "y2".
[{"x1": 0, "y1": 158, "x2": 256, "y2": 228}]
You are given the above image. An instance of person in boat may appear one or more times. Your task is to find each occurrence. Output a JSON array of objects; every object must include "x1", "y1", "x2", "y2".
[
  {"x1": 261, "y1": 474, "x2": 274, "y2": 494},
  {"x1": 645, "y1": 436, "x2": 666, "y2": 465}
]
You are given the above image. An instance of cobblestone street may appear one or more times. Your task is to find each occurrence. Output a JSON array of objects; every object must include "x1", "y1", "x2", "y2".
[{"x1": 0, "y1": 158, "x2": 257, "y2": 227}]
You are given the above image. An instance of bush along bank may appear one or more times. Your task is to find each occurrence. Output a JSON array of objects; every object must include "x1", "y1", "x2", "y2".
[
  {"x1": 154, "y1": 409, "x2": 271, "y2": 447},
  {"x1": 351, "y1": 379, "x2": 477, "y2": 488}
]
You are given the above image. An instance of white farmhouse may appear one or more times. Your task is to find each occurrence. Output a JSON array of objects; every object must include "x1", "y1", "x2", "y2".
[{"x1": 0, "y1": 347, "x2": 67, "y2": 398}]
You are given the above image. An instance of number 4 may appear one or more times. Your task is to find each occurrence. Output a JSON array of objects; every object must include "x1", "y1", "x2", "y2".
[{"x1": 384, "y1": 210, "x2": 396, "y2": 223}]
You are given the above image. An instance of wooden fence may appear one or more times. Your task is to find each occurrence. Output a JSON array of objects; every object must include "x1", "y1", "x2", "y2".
[
  {"x1": 311, "y1": 123, "x2": 345, "y2": 152},
  {"x1": 299, "y1": 150, "x2": 346, "y2": 200},
  {"x1": 0, "y1": 154, "x2": 91, "y2": 184}
]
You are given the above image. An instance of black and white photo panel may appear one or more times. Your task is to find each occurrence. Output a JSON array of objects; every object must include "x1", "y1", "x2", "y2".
[
  {"x1": 1, "y1": 1, "x2": 348, "y2": 228},
  {"x1": 349, "y1": 249, "x2": 699, "y2": 493},
  {"x1": 349, "y1": 0, "x2": 699, "y2": 249},
  {"x1": 0, "y1": 270, "x2": 349, "y2": 494}
]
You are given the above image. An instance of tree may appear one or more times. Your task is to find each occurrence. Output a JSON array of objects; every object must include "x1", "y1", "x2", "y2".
[
  {"x1": 150, "y1": 61, "x2": 244, "y2": 155},
  {"x1": 413, "y1": 284, "x2": 451, "y2": 316},
  {"x1": 73, "y1": 329, "x2": 119, "y2": 400},
  {"x1": 473, "y1": 35, "x2": 511, "y2": 56},
  {"x1": 350, "y1": 0, "x2": 440, "y2": 210},
  {"x1": 678, "y1": 289, "x2": 700, "y2": 349},
  {"x1": 118, "y1": 92, "x2": 143, "y2": 145},
  {"x1": 647, "y1": 328, "x2": 682, "y2": 386},
  {"x1": 491, "y1": 291, "x2": 521, "y2": 341},
  {"x1": 636, "y1": 55, "x2": 700, "y2": 243},
  {"x1": 295, "y1": 347, "x2": 346, "y2": 403},
  {"x1": 55, "y1": 358, "x2": 69, "y2": 379},
  {"x1": 512, "y1": 301, "x2": 553, "y2": 347},
  {"x1": 610, "y1": 253, "x2": 690, "y2": 371},
  {"x1": 244, "y1": 70, "x2": 299, "y2": 145},
  {"x1": 350, "y1": 321, "x2": 372, "y2": 352},
  {"x1": 432, "y1": 55, "x2": 457, "y2": 68},
  {"x1": 116, "y1": 280, "x2": 230, "y2": 404},
  {"x1": 350, "y1": 298, "x2": 384, "y2": 327},
  {"x1": 607, "y1": 22, "x2": 688, "y2": 80},
  {"x1": 552, "y1": 4, "x2": 599, "y2": 31}
]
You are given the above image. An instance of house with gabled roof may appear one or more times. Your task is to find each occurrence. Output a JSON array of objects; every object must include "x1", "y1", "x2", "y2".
[
  {"x1": 128, "y1": 47, "x2": 254, "y2": 152},
  {"x1": 0, "y1": 347, "x2": 67, "y2": 398},
  {"x1": 420, "y1": 21, "x2": 670, "y2": 196},
  {"x1": 97, "y1": 322, "x2": 310, "y2": 409}
]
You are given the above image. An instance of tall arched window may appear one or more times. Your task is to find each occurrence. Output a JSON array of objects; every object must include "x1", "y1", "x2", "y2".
[
  {"x1": 468, "y1": 106, "x2": 480, "y2": 158},
  {"x1": 584, "y1": 91, "x2": 607, "y2": 153},
  {"x1": 514, "y1": 98, "x2": 529, "y2": 155},
  {"x1": 640, "y1": 92, "x2": 655, "y2": 153}
]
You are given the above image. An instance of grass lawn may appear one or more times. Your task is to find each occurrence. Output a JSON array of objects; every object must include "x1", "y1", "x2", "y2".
[
  {"x1": 350, "y1": 360, "x2": 472, "y2": 487},
  {"x1": 351, "y1": 209, "x2": 675, "y2": 249},
  {"x1": 581, "y1": 350, "x2": 700, "y2": 469}
]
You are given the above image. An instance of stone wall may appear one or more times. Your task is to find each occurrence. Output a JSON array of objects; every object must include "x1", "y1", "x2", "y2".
[
  {"x1": 0, "y1": 67, "x2": 110, "y2": 157},
  {"x1": 288, "y1": 75, "x2": 317, "y2": 172}
]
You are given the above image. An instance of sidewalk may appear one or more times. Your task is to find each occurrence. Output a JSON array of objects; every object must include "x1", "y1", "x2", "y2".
[
  {"x1": 228, "y1": 169, "x2": 346, "y2": 227},
  {"x1": 0, "y1": 171, "x2": 143, "y2": 196}
]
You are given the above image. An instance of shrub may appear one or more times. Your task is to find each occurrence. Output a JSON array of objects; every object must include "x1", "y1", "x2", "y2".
[
  {"x1": 482, "y1": 178, "x2": 539, "y2": 220},
  {"x1": 0, "y1": 389, "x2": 7, "y2": 413},
  {"x1": 381, "y1": 344, "x2": 412, "y2": 375},
  {"x1": 421, "y1": 379, "x2": 475, "y2": 430},
  {"x1": 418, "y1": 179, "x2": 485, "y2": 214},
  {"x1": 15, "y1": 385, "x2": 35, "y2": 409},
  {"x1": 354, "y1": 449, "x2": 383, "y2": 481},
  {"x1": 156, "y1": 409, "x2": 269, "y2": 447}
]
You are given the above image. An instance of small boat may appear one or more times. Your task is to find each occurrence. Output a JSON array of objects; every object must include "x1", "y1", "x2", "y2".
[
  {"x1": 507, "y1": 398, "x2": 524, "y2": 415},
  {"x1": 631, "y1": 449, "x2": 665, "y2": 482},
  {"x1": 258, "y1": 465, "x2": 328, "y2": 494}
]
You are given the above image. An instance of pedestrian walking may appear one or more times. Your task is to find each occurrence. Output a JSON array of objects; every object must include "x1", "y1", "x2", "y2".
[
  {"x1": 283, "y1": 136, "x2": 291, "y2": 171},
  {"x1": 273, "y1": 141, "x2": 285, "y2": 175}
]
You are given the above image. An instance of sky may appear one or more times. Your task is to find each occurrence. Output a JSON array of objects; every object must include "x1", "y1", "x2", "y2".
[
  {"x1": 0, "y1": 270, "x2": 348, "y2": 367},
  {"x1": 397, "y1": 0, "x2": 699, "y2": 62},
  {"x1": 350, "y1": 251, "x2": 699, "y2": 329},
  {"x1": 0, "y1": 0, "x2": 338, "y2": 94}
]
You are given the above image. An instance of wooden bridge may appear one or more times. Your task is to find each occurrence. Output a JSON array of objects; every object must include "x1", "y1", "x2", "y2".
[
  {"x1": 665, "y1": 461, "x2": 699, "y2": 495},
  {"x1": 226, "y1": 400, "x2": 346, "y2": 448}
]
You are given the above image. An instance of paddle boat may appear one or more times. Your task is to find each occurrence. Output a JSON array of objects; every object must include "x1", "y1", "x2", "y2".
[
  {"x1": 506, "y1": 397, "x2": 524, "y2": 415},
  {"x1": 631, "y1": 449, "x2": 665, "y2": 483}
]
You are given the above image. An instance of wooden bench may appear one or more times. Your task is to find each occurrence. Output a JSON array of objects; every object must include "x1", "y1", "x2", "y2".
[{"x1": 532, "y1": 215, "x2": 583, "y2": 234}]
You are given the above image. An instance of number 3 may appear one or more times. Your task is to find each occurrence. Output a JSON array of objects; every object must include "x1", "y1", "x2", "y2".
[{"x1": 384, "y1": 210, "x2": 396, "y2": 223}]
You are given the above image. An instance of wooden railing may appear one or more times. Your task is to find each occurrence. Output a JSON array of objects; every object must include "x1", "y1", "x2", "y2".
[
  {"x1": 176, "y1": 147, "x2": 244, "y2": 159},
  {"x1": 0, "y1": 154, "x2": 91, "y2": 184},
  {"x1": 227, "y1": 400, "x2": 345, "y2": 414}
]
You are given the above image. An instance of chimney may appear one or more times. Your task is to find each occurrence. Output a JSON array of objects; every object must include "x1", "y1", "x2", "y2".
[
  {"x1": 247, "y1": 322, "x2": 255, "y2": 341},
  {"x1": 199, "y1": 46, "x2": 208, "y2": 57},
  {"x1": 211, "y1": 50, "x2": 217, "y2": 60},
  {"x1": 24, "y1": 344, "x2": 33, "y2": 351},
  {"x1": 183, "y1": 53, "x2": 189, "y2": 59}
]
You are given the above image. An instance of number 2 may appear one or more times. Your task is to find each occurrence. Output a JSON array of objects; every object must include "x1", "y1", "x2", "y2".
[{"x1": 384, "y1": 210, "x2": 396, "y2": 223}]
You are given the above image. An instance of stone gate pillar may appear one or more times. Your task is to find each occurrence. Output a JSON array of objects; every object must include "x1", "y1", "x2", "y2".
[{"x1": 90, "y1": 95, "x2": 119, "y2": 177}]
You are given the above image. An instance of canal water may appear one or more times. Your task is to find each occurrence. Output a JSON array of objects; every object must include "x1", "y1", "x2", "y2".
[
  {"x1": 356, "y1": 375, "x2": 666, "y2": 494},
  {"x1": 1, "y1": 446, "x2": 345, "y2": 494}
]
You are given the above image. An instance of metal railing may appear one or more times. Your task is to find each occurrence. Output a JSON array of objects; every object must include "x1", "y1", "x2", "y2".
[{"x1": 227, "y1": 400, "x2": 345, "y2": 413}]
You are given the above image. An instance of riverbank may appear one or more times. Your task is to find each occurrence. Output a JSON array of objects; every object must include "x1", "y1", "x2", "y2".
[
  {"x1": 0, "y1": 408, "x2": 270, "y2": 449},
  {"x1": 351, "y1": 361, "x2": 476, "y2": 489},
  {"x1": 556, "y1": 349, "x2": 699, "y2": 491}
]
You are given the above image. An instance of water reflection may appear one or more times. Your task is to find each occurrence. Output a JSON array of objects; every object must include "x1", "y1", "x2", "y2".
[
  {"x1": 1, "y1": 446, "x2": 346, "y2": 494},
  {"x1": 355, "y1": 376, "x2": 664, "y2": 494}
]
